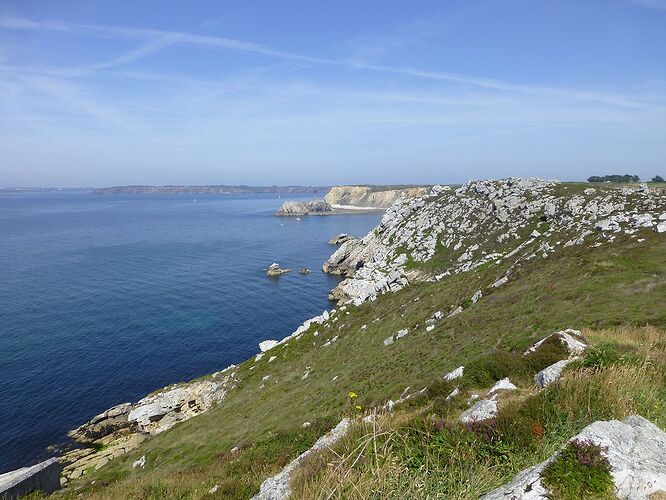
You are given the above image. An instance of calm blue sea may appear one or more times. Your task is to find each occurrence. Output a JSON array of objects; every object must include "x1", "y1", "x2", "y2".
[{"x1": 0, "y1": 191, "x2": 381, "y2": 473}]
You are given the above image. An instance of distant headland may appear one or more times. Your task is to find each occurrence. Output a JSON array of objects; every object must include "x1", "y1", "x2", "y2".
[{"x1": 93, "y1": 185, "x2": 327, "y2": 195}]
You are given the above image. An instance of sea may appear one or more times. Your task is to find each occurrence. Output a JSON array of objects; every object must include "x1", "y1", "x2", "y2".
[{"x1": 0, "y1": 190, "x2": 382, "y2": 473}]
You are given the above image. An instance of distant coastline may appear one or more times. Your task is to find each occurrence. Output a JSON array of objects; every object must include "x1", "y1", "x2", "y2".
[{"x1": 93, "y1": 185, "x2": 328, "y2": 195}]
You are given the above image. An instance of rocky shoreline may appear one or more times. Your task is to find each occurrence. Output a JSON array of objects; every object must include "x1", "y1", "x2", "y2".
[{"x1": 7, "y1": 177, "x2": 666, "y2": 496}]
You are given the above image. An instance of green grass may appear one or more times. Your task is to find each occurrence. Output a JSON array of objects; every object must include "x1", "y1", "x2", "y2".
[
  {"x1": 542, "y1": 439, "x2": 614, "y2": 499},
  {"x1": 60, "y1": 228, "x2": 666, "y2": 499},
  {"x1": 290, "y1": 325, "x2": 666, "y2": 499}
]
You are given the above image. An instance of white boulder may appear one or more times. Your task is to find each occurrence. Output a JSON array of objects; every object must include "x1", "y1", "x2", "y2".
[
  {"x1": 481, "y1": 415, "x2": 666, "y2": 499},
  {"x1": 534, "y1": 357, "x2": 580, "y2": 388},
  {"x1": 459, "y1": 399, "x2": 498, "y2": 423}
]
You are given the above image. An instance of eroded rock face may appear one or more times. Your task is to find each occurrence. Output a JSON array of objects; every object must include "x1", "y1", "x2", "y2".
[
  {"x1": 534, "y1": 357, "x2": 580, "y2": 388},
  {"x1": 322, "y1": 178, "x2": 666, "y2": 305},
  {"x1": 459, "y1": 399, "x2": 498, "y2": 423},
  {"x1": 266, "y1": 263, "x2": 291, "y2": 277},
  {"x1": 481, "y1": 415, "x2": 666, "y2": 499},
  {"x1": 61, "y1": 367, "x2": 237, "y2": 484},
  {"x1": 252, "y1": 418, "x2": 351, "y2": 500},
  {"x1": 524, "y1": 329, "x2": 587, "y2": 357},
  {"x1": 324, "y1": 185, "x2": 427, "y2": 208},
  {"x1": 328, "y1": 233, "x2": 354, "y2": 245}
]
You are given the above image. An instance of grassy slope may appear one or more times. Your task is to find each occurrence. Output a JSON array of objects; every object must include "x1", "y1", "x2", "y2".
[{"x1": 60, "y1": 226, "x2": 666, "y2": 498}]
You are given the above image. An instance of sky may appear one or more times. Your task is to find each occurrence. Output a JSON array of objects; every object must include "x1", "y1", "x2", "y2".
[{"x1": 0, "y1": 0, "x2": 665, "y2": 187}]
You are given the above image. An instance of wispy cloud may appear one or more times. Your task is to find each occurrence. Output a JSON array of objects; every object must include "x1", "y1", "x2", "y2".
[
  {"x1": 0, "y1": 15, "x2": 661, "y2": 110},
  {"x1": 629, "y1": 0, "x2": 666, "y2": 11}
]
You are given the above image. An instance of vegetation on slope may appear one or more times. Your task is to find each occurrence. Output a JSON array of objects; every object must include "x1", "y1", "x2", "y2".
[{"x1": 53, "y1": 217, "x2": 666, "y2": 498}]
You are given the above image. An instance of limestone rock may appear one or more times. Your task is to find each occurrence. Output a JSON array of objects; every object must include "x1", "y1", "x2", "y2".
[
  {"x1": 253, "y1": 418, "x2": 350, "y2": 500},
  {"x1": 524, "y1": 329, "x2": 587, "y2": 357},
  {"x1": 487, "y1": 377, "x2": 517, "y2": 395},
  {"x1": 266, "y1": 263, "x2": 291, "y2": 277},
  {"x1": 328, "y1": 233, "x2": 354, "y2": 245},
  {"x1": 534, "y1": 357, "x2": 580, "y2": 388},
  {"x1": 320, "y1": 177, "x2": 666, "y2": 307},
  {"x1": 276, "y1": 199, "x2": 332, "y2": 216},
  {"x1": 481, "y1": 415, "x2": 666, "y2": 499},
  {"x1": 444, "y1": 366, "x2": 464, "y2": 381},
  {"x1": 460, "y1": 399, "x2": 498, "y2": 423},
  {"x1": 259, "y1": 340, "x2": 279, "y2": 352}
]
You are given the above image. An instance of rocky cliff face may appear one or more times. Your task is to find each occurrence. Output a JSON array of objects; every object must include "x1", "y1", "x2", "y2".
[
  {"x1": 323, "y1": 185, "x2": 428, "y2": 208},
  {"x1": 276, "y1": 199, "x2": 332, "y2": 216},
  {"x1": 323, "y1": 179, "x2": 666, "y2": 305},
  {"x1": 59, "y1": 366, "x2": 237, "y2": 484}
]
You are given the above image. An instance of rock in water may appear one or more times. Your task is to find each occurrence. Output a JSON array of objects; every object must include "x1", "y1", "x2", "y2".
[
  {"x1": 276, "y1": 199, "x2": 332, "y2": 216},
  {"x1": 266, "y1": 263, "x2": 291, "y2": 277},
  {"x1": 298, "y1": 267, "x2": 311, "y2": 274}
]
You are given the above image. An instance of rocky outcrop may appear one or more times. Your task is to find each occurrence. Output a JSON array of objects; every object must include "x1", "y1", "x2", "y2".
[
  {"x1": 525, "y1": 329, "x2": 588, "y2": 388},
  {"x1": 460, "y1": 399, "x2": 498, "y2": 423},
  {"x1": 323, "y1": 178, "x2": 666, "y2": 305},
  {"x1": 328, "y1": 233, "x2": 354, "y2": 245},
  {"x1": 276, "y1": 199, "x2": 332, "y2": 216},
  {"x1": 481, "y1": 415, "x2": 666, "y2": 499},
  {"x1": 324, "y1": 185, "x2": 428, "y2": 209},
  {"x1": 61, "y1": 367, "x2": 237, "y2": 484},
  {"x1": 0, "y1": 458, "x2": 61, "y2": 499},
  {"x1": 266, "y1": 263, "x2": 291, "y2": 277},
  {"x1": 252, "y1": 418, "x2": 350, "y2": 500}
]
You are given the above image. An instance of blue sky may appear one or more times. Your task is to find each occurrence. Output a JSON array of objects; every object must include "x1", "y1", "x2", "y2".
[{"x1": 1, "y1": 0, "x2": 665, "y2": 187}]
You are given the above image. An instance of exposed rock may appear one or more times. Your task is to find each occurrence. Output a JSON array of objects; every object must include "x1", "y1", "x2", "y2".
[
  {"x1": 276, "y1": 199, "x2": 332, "y2": 216},
  {"x1": 524, "y1": 329, "x2": 587, "y2": 357},
  {"x1": 444, "y1": 366, "x2": 464, "y2": 381},
  {"x1": 259, "y1": 340, "x2": 279, "y2": 352},
  {"x1": 132, "y1": 455, "x2": 146, "y2": 469},
  {"x1": 459, "y1": 399, "x2": 498, "y2": 423},
  {"x1": 446, "y1": 387, "x2": 460, "y2": 401},
  {"x1": 481, "y1": 415, "x2": 666, "y2": 499},
  {"x1": 657, "y1": 221, "x2": 666, "y2": 233},
  {"x1": 298, "y1": 267, "x2": 311, "y2": 275},
  {"x1": 0, "y1": 458, "x2": 61, "y2": 499},
  {"x1": 68, "y1": 402, "x2": 133, "y2": 442},
  {"x1": 447, "y1": 306, "x2": 463, "y2": 318},
  {"x1": 253, "y1": 418, "x2": 350, "y2": 500},
  {"x1": 328, "y1": 233, "x2": 354, "y2": 245},
  {"x1": 534, "y1": 357, "x2": 580, "y2": 388},
  {"x1": 266, "y1": 263, "x2": 291, "y2": 277},
  {"x1": 324, "y1": 185, "x2": 427, "y2": 209},
  {"x1": 487, "y1": 377, "x2": 517, "y2": 395},
  {"x1": 61, "y1": 367, "x2": 237, "y2": 483},
  {"x1": 321, "y1": 177, "x2": 666, "y2": 306}
]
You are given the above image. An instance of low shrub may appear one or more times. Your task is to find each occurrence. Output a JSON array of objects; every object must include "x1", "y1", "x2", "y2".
[{"x1": 541, "y1": 439, "x2": 613, "y2": 499}]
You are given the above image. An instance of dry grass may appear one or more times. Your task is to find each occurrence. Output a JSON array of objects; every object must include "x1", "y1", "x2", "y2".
[{"x1": 290, "y1": 326, "x2": 666, "y2": 499}]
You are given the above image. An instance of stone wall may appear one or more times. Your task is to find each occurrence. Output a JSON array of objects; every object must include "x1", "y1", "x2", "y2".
[{"x1": 0, "y1": 458, "x2": 61, "y2": 499}]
